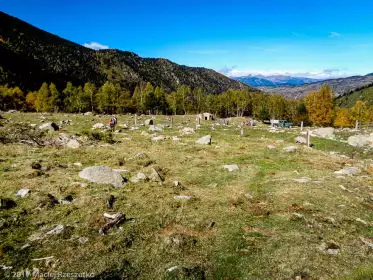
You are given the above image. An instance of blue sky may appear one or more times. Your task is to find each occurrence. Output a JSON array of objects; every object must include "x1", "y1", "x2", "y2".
[{"x1": 2, "y1": 0, "x2": 373, "y2": 78}]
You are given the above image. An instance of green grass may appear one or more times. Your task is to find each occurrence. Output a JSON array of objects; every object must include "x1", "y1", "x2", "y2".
[{"x1": 1, "y1": 113, "x2": 373, "y2": 279}]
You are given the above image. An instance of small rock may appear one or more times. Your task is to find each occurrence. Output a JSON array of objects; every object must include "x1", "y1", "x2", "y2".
[
  {"x1": 130, "y1": 173, "x2": 147, "y2": 183},
  {"x1": 172, "y1": 136, "x2": 181, "y2": 141},
  {"x1": 339, "y1": 185, "x2": 347, "y2": 191},
  {"x1": 292, "y1": 213, "x2": 304, "y2": 219},
  {"x1": 39, "y1": 122, "x2": 59, "y2": 131},
  {"x1": 79, "y1": 166, "x2": 127, "y2": 188},
  {"x1": 73, "y1": 162, "x2": 82, "y2": 167},
  {"x1": 223, "y1": 164, "x2": 239, "y2": 172},
  {"x1": 149, "y1": 125, "x2": 163, "y2": 132},
  {"x1": 78, "y1": 237, "x2": 88, "y2": 244},
  {"x1": 174, "y1": 181, "x2": 180, "y2": 187},
  {"x1": 149, "y1": 168, "x2": 164, "y2": 183},
  {"x1": 283, "y1": 146, "x2": 297, "y2": 152},
  {"x1": 144, "y1": 119, "x2": 154, "y2": 126},
  {"x1": 16, "y1": 188, "x2": 30, "y2": 198},
  {"x1": 135, "y1": 152, "x2": 148, "y2": 159},
  {"x1": 180, "y1": 127, "x2": 195, "y2": 135},
  {"x1": 195, "y1": 135, "x2": 211, "y2": 145},
  {"x1": 31, "y1": 162, "x2": 42, "y2": 170},
  {"x1": 356, "y1": 218, "x2": 368, "y2": 225},
  {"x1": 295, "y1": 136, "x2": 307, "y2": 144},
  {"x1": 208, "y1": 183, "x2": 218, "y2": 188},
  {"x1": 92, "y1": 123, "x2": 105, "y2": 130},
  {"x1": 266, "y1": 145, "x2": 276, "y2": 150},
  {"x1": 66, "y1": 139, "x2": 81, "y2": 149},
  {"x1": 174, "y1": 195, "x2": 193, "y2": 200},
  {"x1": 293, "y1": 177, "x2": 311, "y2": 183},
  {"x1": 84, "y1": 112, "x2": 92, "y2": 116},
  {"x1": 151, "y1": 135, "x2": 166, "y2": 142},
  {"x1": 334, "y1": 167, "x2": 360, "y2": 176},
  {"x1": 46, "y1": 225, "x2": 64, "y2": 235},
  {"x1": 70, "y1": 182, "x2": 87, "y2": 187},
  {"x1": 244, "y1": 193, "x2": 253, "y2": 200}
]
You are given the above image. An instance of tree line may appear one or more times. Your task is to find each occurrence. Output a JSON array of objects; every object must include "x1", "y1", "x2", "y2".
[{"x1": 1, "y1": 82, "x2": 372, "y2": 127}]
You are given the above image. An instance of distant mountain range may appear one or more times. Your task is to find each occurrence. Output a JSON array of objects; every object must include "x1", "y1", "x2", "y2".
[
  {"x1": 233, "y1": 75, "x2": 323, "y2": 87},
  {"x1": 0, "y1": 11, "x2": 247, "y2": 93},
  {"x1": 258, "y1": 74, "x2": 373, "y2": 98}
]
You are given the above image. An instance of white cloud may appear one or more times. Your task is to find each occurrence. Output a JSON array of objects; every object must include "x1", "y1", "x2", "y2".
[
  {"x1": 188, "y1": 50, "x2": 228, "y2": 55},
  {"x1": 222, "y1": 68, "x2": 354, "y2": 79},
  {"x1": 329, "y1": 32, "x2": 341, "y2": 38},
  {"x1": 83, "y1": 42, "x2": 109, "y2": 50}
]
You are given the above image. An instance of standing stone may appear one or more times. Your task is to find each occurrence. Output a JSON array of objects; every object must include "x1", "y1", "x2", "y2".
[
  {"x1": 78, "y1": 166, "x2": 126, "y2": 188},
  {"x1": 195, "y1": 135, "x2": 211, "y2": 145}
]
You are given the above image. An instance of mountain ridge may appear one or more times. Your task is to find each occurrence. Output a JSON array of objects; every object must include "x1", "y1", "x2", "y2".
[
  {"x1": 233, "y1": 74, "x2": 323, "y2": 87},
  {"x1": 0, "y1": 11, "x2": 248, "y2": 93}
]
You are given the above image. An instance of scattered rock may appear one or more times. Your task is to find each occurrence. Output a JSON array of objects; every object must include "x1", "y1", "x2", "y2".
[
  {"x1": 266, "y1": 145, "x2": 276, "y2": 150},
  {"x1": 144, "y1": 119, "x2": 154, "y2": 126},
  {"x1": 348, "y1": 134, "x2": 373, "y2": 147},
  {"x1": 78, "y1": 237, "x2": 89, "y2": 244},
  {"x1": 174, "y1": 181, "x2": 180, "y2": 187},
  {"x1": 56, "y1": 133, "x2": 69, "y2": 145},
  {"x1": 70, "y1": 182, "x2": 87, "y2": 187},
  {"x1": 16, "y1": 188, "x2": 30, "y2": 198},
  {"x1": 92, "y1": 123, "x2": 105, "y2": 130},
  {"x1": 292, "y1": 213, "x2": 304, "y2": 220},
  {"x1": 339, "y1": 185, "x2": 347, "y2": 191},
  {"x1": 66, "y1": 139, "x2": 81, "y2": 149},
  {"x1": 99, "y1": 212, "x2": 126, "y2": 235},
  {"x1": 73, "y1": 162, "x2": 82, "y2": 167},
  {"x1": 334, "y1": 167, "x2": 360, "y2": 175},
  {"x1": 195, "y1": 135, "x2": 211, "y2": 145},
  {"x1": 149, "y1": 168, "x2": 164, "y2": 183},
  {"x1": 39, "y1": 122, "x2": 59, "y2": 131},
  {"x1": 172, "y1": 136, "x2": 181, "y2": 141},
  {"x1": 0, "y1": 198, "x2": 17, "y2": 209},
  {"x1": 223, "y1": 164, "x2": 239, "y2": 172},
  {"x1": 283, "y1": 146, "x2": 297, "y2": 152},
  {"x1": 356, "y1": 218, "x2": 368, "y2": 225},
  {"x1": 149, "y1": 125, "x2": 163, "y2": 132},
  {"x1": 78, "y1": 166, "x2": 127, "y2": 188},
  {"x1": 360, "y1": 237, "x2": 373, "y2": 249},
  {"x1": 208, "y1": 183, "x2": 218, "y2": 188},
  {"x1": 151, "y1": 135, "x2": 166, "y2": 142},
  {"x1": 174, "y1": 195, "x2": 193, "y2": 200},
  {"x1": 84, "y1": 112, "x2": 92, "y2": 116},
  {"x1": 180, "y1": 127, "x2": 195, "y2": 135},
  {"x1": 320, "y1": 241, "x2": 340, "y2": 255},
  {"x1": 46, "y1": 225, "x2": 64, "y2": 235},
  {"x1": 312, "y1": 127, "x2": 334, "y2": 138},
  {"x1": 293, "y1": 177, "x2": 311, "y2": 183},
  {"x1": 295, "y1": 136, "x2": 307, "y2": 144},
  {"x1": 130, "y1": 173, "x2": 147, "y2": 183},
  {"x1": 135, "y1": 152, "x2": 148, "y2": 159}
]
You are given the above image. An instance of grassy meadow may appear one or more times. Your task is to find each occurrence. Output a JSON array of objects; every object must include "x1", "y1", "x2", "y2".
[{"x1": 1, "y1": 112, "x2": 373, "y2": 279}]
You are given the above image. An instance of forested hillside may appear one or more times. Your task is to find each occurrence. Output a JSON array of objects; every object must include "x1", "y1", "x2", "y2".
[{"x1": 0, "y1": 11, "x2": 246, "y2": 93}]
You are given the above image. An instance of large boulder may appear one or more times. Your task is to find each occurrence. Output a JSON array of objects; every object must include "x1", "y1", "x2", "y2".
[
  {"x1": 195, "y1": 135, "x2": 211, "y2": 145},
  {"x1": 78, "y1": 166, "x2": 126, "y2": 188},
  {"x1": 39, "y1": 122, "x2": 59, "y2": 131},
  {"x1": 312, "y1": 127, "x2": 334, "y2": 138},
  {"x1": 348, "y1": 134, "x2": 373, "y2": 147}
]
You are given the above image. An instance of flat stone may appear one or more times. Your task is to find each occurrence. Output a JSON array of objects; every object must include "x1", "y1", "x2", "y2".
[
  {"x1": 130, "y1": 173, "x2": 147, "y2": 183},
  {"x1": 267, "y1": 145, "x2": 276, "y2": 150},
  {"x1": 295, "y1": 136, "x2": 307, "y2": 144},
  {"x1": 180, "y1": 127, "x2": 195, "y2": 135},
  {"x1": 195, "y1": 135, "x2": 211, "y2": 145},
  {"x1": 334, "y1": 167, "x2": 360, "y2": 175},
  {"x1": 283, "y1": 146, "x2": 297, "y2": 152},
  {"x1": 16, "y1": 188, "x2": 30, "y2": 198},
  {"x1": 46, "y1": 225, "x2": 64, "y2": 235},
  {"x1": 223, "y1": 164, "x2": 239, "y2": 172},
  {"x1": 78, "y1": 237, "x2": 88, "y2": 244},
  {"x1": 174, "y1": 195, "x2": 192, "y2": 200},
  {"x1": 79, "y1": 166, "x2": 126, "y2": 188},
  {"x1": 293, "y1": 177, "x2": 311, "y2": 183},
  {"x1": 92, "y1": 123, "x2": 105, "y2": 130},
  {"x1": 356, "y1": 218, "x2": 368, "y2": 225},
  {"x1": 152, "y1": 135, "x2": 166, "y2": 142}
]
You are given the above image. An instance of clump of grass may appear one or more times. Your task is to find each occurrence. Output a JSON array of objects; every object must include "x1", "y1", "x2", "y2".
[{"x1": 81, "y1": 130, "x2": 114, "y2": 144}]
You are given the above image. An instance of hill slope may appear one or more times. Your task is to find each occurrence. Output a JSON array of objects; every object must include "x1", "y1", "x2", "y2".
[
  {"x1": 259, "y1": 75, "x2": 373, "y2": 98},
  {"x1": 0, "y1": 11, "x2": 247, "y2": 93},
  {"x1": 335, "y1": 83, "x2": 373, "y2": 107}
]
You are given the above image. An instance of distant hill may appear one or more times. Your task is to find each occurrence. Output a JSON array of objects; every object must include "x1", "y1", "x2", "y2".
[
  {"x1": 234, "y1": 74, "x2": 322, "y2": 87},
  {"x1": 0, "y1": 11, "x2": 247, "y2": 93},
  {"x1": 335, "y1": 83, "x2": 373, "y2": 107},
  {"x1": 259, "y1": 75, "x2": 373, "y2": 98}
]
